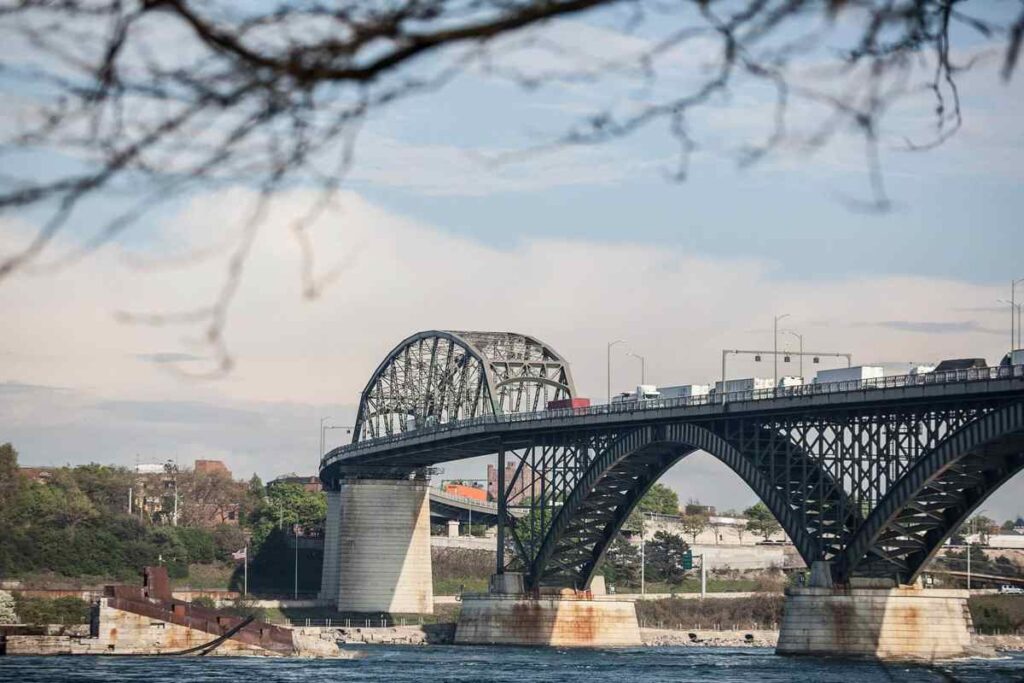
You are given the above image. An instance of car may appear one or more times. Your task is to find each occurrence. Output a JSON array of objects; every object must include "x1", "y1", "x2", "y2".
[{"x1": 998, "y1": 584, "x2": 1024, "y2": 594}]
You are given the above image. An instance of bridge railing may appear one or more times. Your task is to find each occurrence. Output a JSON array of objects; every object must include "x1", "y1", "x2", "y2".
[{"x1": 324, "y1": 364, "x2": 1024, "y2": 463}]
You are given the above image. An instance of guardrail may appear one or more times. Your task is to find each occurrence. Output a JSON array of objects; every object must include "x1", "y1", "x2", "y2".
[{"x1": 323, "y1": 364, "x2": 1024, "y2": 465}]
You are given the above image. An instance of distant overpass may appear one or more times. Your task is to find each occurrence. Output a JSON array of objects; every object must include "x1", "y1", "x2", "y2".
[{"x1": 428, "y1": 489, "x2": 526, "y2": 524}]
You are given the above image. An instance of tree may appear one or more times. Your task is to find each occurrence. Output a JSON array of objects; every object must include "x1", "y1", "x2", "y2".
[
  {"x1": 599, "y1": 535, "x2": 640, "y2": 588},
  {"x1": 178, "y1": 469, "x2": 248, "y2": 527},
  {"x1": 0, "y1": 443, "x2": 24, "y2": 514},
  {"x1": 644, "y1": 531, "x2": 690, "y2": 585},
  {"x1": 1001, "y1": 520, "x2": 1016, "y2": 532},
  {"x1": 0, "y1": 2, "x2": 1020, "y2": 370},
  {"x1": 0, "y1": 591, "x2": 18, "y2": 625},
  {"x1": 679, "y1": 514, "x2": 708, "y2": 545},
  {"x1": 247, "y1": 483, "x2": 327, "y2": 551},
  {"x1": 745, "y1": 502, "x2": 782, "y2": 541},
  {"x1": 624, "y1": 483, "x2": 680, "y2": 532}
]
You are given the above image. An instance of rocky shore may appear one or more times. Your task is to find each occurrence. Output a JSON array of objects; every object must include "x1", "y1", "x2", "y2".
[{"x1": 641, "y1": 628, "x2": 778, "y2": 648}]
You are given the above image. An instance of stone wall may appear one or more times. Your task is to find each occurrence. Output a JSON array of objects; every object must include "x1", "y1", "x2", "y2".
[{"x1": 777, "y1": 587, "x2": 979, "y2": 661}]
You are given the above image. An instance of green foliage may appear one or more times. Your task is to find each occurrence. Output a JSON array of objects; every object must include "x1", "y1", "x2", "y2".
[
  {"x1": 638, "y1": 484, "x2": 679, "y2": 516},
  {"x1": 247, "y1": 483, "x2": 327, "y2": 552},
  {"x1": 624, "y1": 483, "x2": 681, "y2": 531},
  {"x1": 599, "y1": 535, "x2": 640, "y2": 587},
  {"x1": 744, "y1": 502, "x2": 782, "y2": 541},
  {"x1": 0, "y1": 590, "x2": 18, "y2": 624},
  {"x1": 644, "y1": 531, "x2": 690, "y2": 585},
  {"x1": 635, "y1": 594, "x2": 786, "y2": 629},
  {"x1": 242, "y1": 529, "x2": 323, "y2": 595},
  {"x1": 190, "y1": 595, "x2": 217, "y2": 609},
  {"x1": 12, "y1": 596, "x2": 91, "y2": 625},
  {"x1": 969, "y1": 596, "x2": 1024, "y2": 634}
]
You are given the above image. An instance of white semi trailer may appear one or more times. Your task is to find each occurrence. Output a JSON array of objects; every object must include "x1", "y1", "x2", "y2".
[{"x1": 813, "y1": 366, "x2": 884, "y2": 384}]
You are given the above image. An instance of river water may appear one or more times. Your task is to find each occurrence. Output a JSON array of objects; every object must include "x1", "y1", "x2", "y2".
[{"x1": 3, "y1": 646, "x2": 1024, "y2": 682}]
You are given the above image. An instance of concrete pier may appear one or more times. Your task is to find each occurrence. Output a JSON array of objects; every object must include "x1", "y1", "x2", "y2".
[
  {"x1": 455, "y1": 573, "x2": 641, "y2": 647},
  {"x1": 777, "y1": 586, "x2": 979, "y2": 661},
  {"x1": 320, "y1": 478, "x2": 433, "y2": 614}
]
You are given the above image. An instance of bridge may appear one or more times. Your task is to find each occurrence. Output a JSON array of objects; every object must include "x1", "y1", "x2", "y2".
[{"x1": 319, "y1": 329, "x2": 1024, "y2": 655}]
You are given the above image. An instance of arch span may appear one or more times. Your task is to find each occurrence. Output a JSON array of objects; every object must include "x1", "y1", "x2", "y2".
[
  {"x1": 353, "y1": 330, "x2": 575, "y2": 442},
  {"x1": 522, "y1": 421, "x2": 860, "y2": 589},
  {"x1": 842, "y1": 401, "x2": 1024, "y2": 584}
]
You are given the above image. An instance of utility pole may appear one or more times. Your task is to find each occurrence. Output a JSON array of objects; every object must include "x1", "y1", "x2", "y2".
[
  {"x1": 497, "y1": 444, "x2": 506, "y2": 575},
  {"x1": 607, "y1": 340, "x2": 625, "y2": 403},
  {"x1": 700, "y1": 553, "x2": 706, "y2": 599},
  {"x1": 1013, "y1": 278, "x2": 1024, "y2": 349},
  {"x1": 294, "y1": 524, "x2": 299, "y2": 600},
  {"x1": 640, "y1": 512, "x2": 646, "y2": 597}
]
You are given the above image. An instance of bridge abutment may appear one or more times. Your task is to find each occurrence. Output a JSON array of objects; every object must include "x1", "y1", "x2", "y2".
[
  {"x1": 777, "y1": 585, "x2": 984, "y2": 661},
  {"x1": 320, "y1": 478, "x2": 433, "y2": 614}
]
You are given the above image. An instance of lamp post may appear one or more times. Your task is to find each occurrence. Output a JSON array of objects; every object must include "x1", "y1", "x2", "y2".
[
  {"x1": 323, "y1": 424, "x2": 353, "y2": 455},
  {"x1": 773, "y1": 314, "x2": 791, "y2": 386},
  {"x1": 607, "y1": 340, "x2": 626, "y2": 404},
  {"x1": 627, "y1": 351, "x2": 646, "y2": 385},
  {"x1": 966, "y1": 508, "x2": 988, "y2": 591},
  {"x1": 781, "y1": 330, "x2": 804, "y2": 378},
  {"x1": 1013, "y1": 278, "x2": 1024, "y2": 350},
  {"x1": 998, "y1": 299, "x2": 1023, "y2": 352}
]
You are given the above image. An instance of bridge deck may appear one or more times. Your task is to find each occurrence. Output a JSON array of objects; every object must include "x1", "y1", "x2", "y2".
[{"x1": 322, "y1": 366, "x2": 1024, "y2": 473}]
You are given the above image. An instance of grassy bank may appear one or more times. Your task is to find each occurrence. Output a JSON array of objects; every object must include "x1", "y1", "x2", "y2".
[{"x1": 635, "y1": 595, "x2": 785, "y2": 630}]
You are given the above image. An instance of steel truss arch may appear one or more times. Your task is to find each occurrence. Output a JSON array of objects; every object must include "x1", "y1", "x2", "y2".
[
  {"x1": 522, "y1": 421, "x2": 857, "y2": 588},
  {"x1": 841, "y1": 401, "x2": 1024, "y2": 583},
  {"x1": 353, "y1": 330, "x2": 576, "y2": 442}
]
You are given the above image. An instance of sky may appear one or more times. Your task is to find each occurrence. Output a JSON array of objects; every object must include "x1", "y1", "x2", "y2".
[{"x1": 1, "y1": 5, "x2": 1023, "y2": 520}]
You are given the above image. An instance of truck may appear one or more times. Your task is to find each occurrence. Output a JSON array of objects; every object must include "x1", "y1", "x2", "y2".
[
  {"x1": 1013, "y1": 349, "x2": 1024, "y2": 366},
  {"x1": 776, "y1": 376, "x2": 804, "y2": 388},
  {"x1": 813, "y1": 366, "x2": 884, "y2": 384},
  {"x1": 611, "y1": 385, "x2": 661, "y2": 404},
  {"x1": 713, "y1": 377, "x2": 775, "y2": 394},
  {"x1": 659, "y1": 384, "x2": 711, "y2": 399},
  {"x1": 546, "y1": 397, "x2": 591, "y2": 410}
]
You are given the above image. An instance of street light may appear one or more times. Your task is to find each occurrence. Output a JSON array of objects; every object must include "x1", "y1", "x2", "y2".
[
  {"x1": 320, "y1": 417, "x2": 353, "y2": 460},
  {"x1": 999, "y1": 299, "x2": 1024, "y2": 352},
  {"x1": 773, "y1": 314, "x2": 791, "y2": 386},
  {"x1": 627, "y1": 351, "x2": 646, "y2": 385},
  {"x1": 1012, "y1": 278, "x2": 1024, "y2": 350},
  {"x1": 966, "y1": 508, "x2": 988, "y2": 591},
  {"x1": 781, "y1": 329, "x2": 804, "y2": 378},
  {"x1": 607, "y1": 339, "x2": 626, "y2": 404}
]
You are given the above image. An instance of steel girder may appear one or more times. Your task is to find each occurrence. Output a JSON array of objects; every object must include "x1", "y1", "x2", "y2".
[
  {"x1": 352, "y1": 330, "x2": 575, "y2": 442},
  {"x1": 840, "y1": 401, "x2": 1024, "y2": 584}
]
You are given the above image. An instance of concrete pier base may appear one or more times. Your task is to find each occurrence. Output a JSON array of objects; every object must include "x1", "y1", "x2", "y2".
[
  {"x1": 455, "y1": 592, "x2": 641, "y2": 647},
  {"x1": 777, "y1": 586, "x2": 981, "y2": 661},
  {"x1": 320, "y1": 478, "x2": 433, "y2": 614}
]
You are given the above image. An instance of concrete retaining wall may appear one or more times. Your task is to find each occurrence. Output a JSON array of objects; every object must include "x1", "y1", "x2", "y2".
[
  {"x1": 6, "y1": 601, "x2": 274, "y2": 656},
  {"x1": 455, "y1": 596, "x2": 641, "y2": 647},
  {"x1": 777, "y1": 587, "x2": 976, "y2": 661},
  {"x1": 333, "y1": 479, "x2": 433, "y2": 614}
]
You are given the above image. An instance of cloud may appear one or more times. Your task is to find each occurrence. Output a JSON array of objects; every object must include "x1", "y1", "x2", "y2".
[
  {"x1": 870, "y1": 320, "x2": 1005, "y2": 335},
  {"x1": 136, "y1": 352, "x2": 206, "y2": 364}
]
